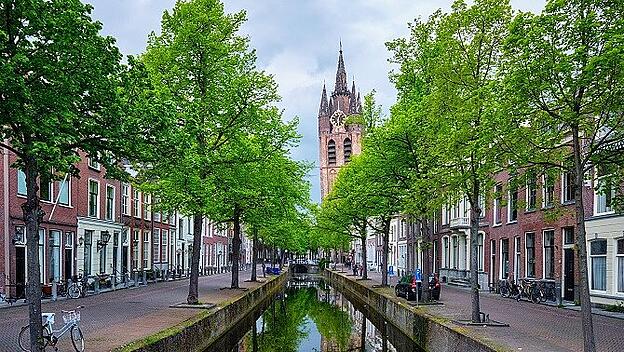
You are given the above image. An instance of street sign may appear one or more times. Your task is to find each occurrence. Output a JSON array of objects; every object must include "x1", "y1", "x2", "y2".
[{"x1": 415, "y1": 268, "x2": 422, "y2": 282}]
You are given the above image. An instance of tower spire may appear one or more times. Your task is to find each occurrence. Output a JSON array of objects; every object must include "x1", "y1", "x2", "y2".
[
  {"x1": 334, "y1": 42, "x2": 348, "y2": 94},
  {"x1": 319, "y1": 82, "x2": 328, "y2": 116}
]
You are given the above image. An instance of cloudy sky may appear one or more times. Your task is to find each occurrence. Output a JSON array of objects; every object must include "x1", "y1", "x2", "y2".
[{"x1": 87, "y1": 0, "x2": 545, "y2": 203}]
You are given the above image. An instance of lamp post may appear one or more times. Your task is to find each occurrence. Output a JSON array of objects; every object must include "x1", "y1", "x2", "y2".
[
  {"x1": 218, "y1": 250, "x2": 222, "y2": 273},
  {"x1": 97, "y1": 230, "x2": 111, "y2": 251}
]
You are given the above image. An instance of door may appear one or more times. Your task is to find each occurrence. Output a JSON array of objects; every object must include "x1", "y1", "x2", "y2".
[
  {"x1": 122, "y1": 246, "x2": 129, "y2": 274},
  {"x1": 16, "y1": 247, "x2": 26, "y2": 298},
  {"x1": 564, "y1": 249, "x2": 575, "y2": 301},
  {"x1": 64, "y1": 249, "x2": 72, "y2": 281}
]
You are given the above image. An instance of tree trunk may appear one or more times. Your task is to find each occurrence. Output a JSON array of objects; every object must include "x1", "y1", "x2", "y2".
[
  {"x1": 231, "y1": 206, "x2": 242, "y2": 289},
  {"x1": 572, "y1": 125, "x2": 596, "y2": 352},
  {"x1": 187, "y1": 213, "x2": 203, "y2": 304},
  {"x1": 381, "y1": 218, "x2": 390, "y2": 287},
  {"x1": 421, "y1": 218, "x2": 432, "y2": 301},
  {"x1": 24, "y1": 161, "x2": 44, "y2": 351},
  {"x1": 251, "y1": 228, "x2": 258, "y2": 282},
  {"x1": 360, "y1": 233, "x2": 368, "y2": 280},
  {"x1": 469, "y1": 184, "x2": 482, "y2": 323}
]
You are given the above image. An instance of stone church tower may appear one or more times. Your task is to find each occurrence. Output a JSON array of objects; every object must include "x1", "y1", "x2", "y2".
[{"x1": 319, "y1": 44, "x2": 363, "y2": 199}]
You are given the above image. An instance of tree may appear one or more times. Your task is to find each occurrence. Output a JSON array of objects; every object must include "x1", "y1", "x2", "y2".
[
  {"x1": 140, "y1": 0, "x2": 281, "y2": 303},
  {"x1": 388, "y1": 0, "x2": 512, "y2": 321},
  {"x1": 0, "y1": 1, "x2": 160, "y2": 349},
  {"x1": 501, "y1": 1, "x2": 624, "y2": 350}
]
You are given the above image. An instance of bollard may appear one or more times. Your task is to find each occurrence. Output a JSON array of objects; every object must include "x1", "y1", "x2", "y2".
[
  {"x1": 134, "y1": 272, "x2": 139, "y2": 288},
  {"x1": 52, "y1": 282, "x2": 57, "y2": 302},
  {"x1": 94, "y1": 278, "x2": 100, "y2": 294},
  {"x1": 556, "y1": 282, "x2": 563, "y2": 306},
  {"x1": 142, "y1": 271, "x2": 147, "y2": 286}
]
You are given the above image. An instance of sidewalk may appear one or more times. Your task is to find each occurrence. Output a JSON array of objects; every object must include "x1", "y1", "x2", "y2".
[
  {"x1": 0, "y1": 267, "x2": 273, "y2": 352},
  {"x1": 339, "y1": 267, "x2": 624, "y2": 352}
]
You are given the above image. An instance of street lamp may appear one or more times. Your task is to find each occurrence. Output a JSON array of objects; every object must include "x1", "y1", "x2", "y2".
[{"x1": 97, "y1": 230, "x2": 111, "y2": 251}]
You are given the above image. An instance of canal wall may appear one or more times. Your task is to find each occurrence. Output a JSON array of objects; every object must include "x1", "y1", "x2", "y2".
[
  {"x1": 115, "y1": 272, "x2": 287, "y2": 352},
  {"x1": 324, "y1": 270, "x2": 503, "y2": 352}
]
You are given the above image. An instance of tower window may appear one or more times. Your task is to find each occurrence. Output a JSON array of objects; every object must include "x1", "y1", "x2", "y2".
[
  {"x1": 344, "y1": 138, "x2": 352, "y2": 162},
  {"x1": 328, "y1": 140, "x2": 336, "y2": 165}
]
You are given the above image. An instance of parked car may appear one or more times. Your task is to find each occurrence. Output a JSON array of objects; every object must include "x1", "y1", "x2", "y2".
[{"x1": 395, "y1": 274, "x2": 421, "y2": 301}]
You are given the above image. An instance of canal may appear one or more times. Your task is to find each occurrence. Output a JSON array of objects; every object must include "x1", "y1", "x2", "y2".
[{"x1": 207, "y1": 275, "x2": 424, "y2": 352}]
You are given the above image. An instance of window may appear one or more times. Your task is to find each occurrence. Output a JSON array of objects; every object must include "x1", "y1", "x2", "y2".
[
  {"x1": 562, "y1": 170, "x2": 575, "y2": 203},
  {"x1": 58, "y1": 177, "x2": 70, "y2": 206},
  {"x1": 564, "y1": 227, "x2": 575, "y2": 245},
  {"x1": 344, "y1": 138, "x2": 352, "y2": 163},
  {"x1": 105, "y1": 185, "x2": 115, "y2": 221},
  {"x1": 543, "y1": 230, "x2": 555, "y2": 279},
  {"x1": 595, "y1": 166, "x2": 615, "y2": 214},
  {"x1": 442, "y1": 205, "x2": 449, "y2": 225},
  {"x1": 162, "y1": 230, "x2": 168, "y2": 262},
  {"x1": 50, "y1": 230, "x2": 61, "y2": 282},
  {"x1": 40, "y1": 175, "x2": 52, "y2": 202},
  {"x1": 328, "y1": 140, "x2": 336, "y2": 165},
  {"x1": 501, "y1": 238, "x2": 509, "y2": 279},
  {"x1": 478, "y1": 194, "x2": 486, "y2": 219},
  {"x1": 39, "y1": 229, "x2": 45, "y2": 282},
  {"x1": 88, "y1": 180, "x2": 99, "y2": 218},
  {"x1": 153, "y1": 229, "x2": 161, "y2": 263},
  {"x1": 143, "y1": 194, "x2": 151, "y2": 220},
  {"x1": 84, "y1": 230, "x2": 93, "y2": 276},
  {"x1": 617, "y1": 239, "x2": 624, "y2": 293},
  {"x1": 514, "y1": 236, "x2": 522, "y2": 282},
  {"x1": 494, "y1": 184, "x2": 502, "y2": 224},
  {"x1": 526, "y1": 232, "x2": 535, "y2": 277},
  {"x1": 443, "y1": 237, "x2": 449, "y2": 268},
  {"x1": 508, "y1": 183, "x2": 518, "y2": 222},
  {"x1": 65, "y1": 232, "x2": 73, "y2": 248},
  {"x1": 88, "y1": 156, "x2": 100, "y2": 170},
  {"x1": 143, "y1": 231, "x2": 150, "y2": 269},
  {"x1": 17, "y1": 170, "x2": 27, "y2": 195},
  {"x1": 133, "y1": 190, "x2": 141, "y2": 218},
  {"x1": 121, "y1": 184, "x2": 129, "y2": 215},
  {"x1": 590, "y1": 240, "x2": 607, "y2": 291},
  {"x1": 543, "y1": 174, "x2": 554, "y2": 208},
  {"x1": 477, "y1": 233, "x2": 484, "y2": 271},
  {"x1": 526, "y1": 175, "x2": 537, "y2": 211},
  {"x1": 179, "y1": 218, "x2": 184, "y2": 240},
  {"x1": 132, "y1": 229, "x2": 140, "y2": 271},
  {"x1": 452, "y1": 236, "x2": 459, "y2": 269}
]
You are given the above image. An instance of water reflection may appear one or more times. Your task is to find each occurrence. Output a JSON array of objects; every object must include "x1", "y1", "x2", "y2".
[{"x1": 207, "y1": 278, "x2": 423, "y2": 352}]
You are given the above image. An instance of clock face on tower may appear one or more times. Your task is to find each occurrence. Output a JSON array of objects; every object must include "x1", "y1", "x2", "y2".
[{"x1": 330, "y1": 110, "x2": 346, "y2": 127}]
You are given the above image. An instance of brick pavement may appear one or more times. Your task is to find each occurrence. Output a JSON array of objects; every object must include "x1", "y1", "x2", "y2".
[
  {"x1": 0, "y1": 268, "x2": 271, "y2": 352},
  {"x1": 346, "y1": 267, "x2": 623, "y2": 352}
]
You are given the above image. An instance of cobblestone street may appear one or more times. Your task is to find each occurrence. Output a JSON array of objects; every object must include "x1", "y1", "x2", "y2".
[
  {"x1": 0, "y1": 269, "x2": 268, "y2": 351},
  {"x1": 342, "y1": 268, "x2": 624, "y2": 352}
]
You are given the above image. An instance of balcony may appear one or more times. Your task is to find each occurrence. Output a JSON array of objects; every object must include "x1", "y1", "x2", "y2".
[{"x1": 449, "y1": 217, "x2": 470, "y2": 229}]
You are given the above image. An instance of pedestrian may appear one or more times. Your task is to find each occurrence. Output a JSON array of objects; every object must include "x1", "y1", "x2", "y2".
[
  {"x1": 352, "y1": 263, "x2": 358, "y2": 276},
  {"x1": 359, "y1": 264, "x2": 363, "y2": 276}
]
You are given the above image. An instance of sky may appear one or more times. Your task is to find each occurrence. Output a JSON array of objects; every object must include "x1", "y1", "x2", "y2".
[{"x1": 86, "y1": 0, "x2": 546, "y2": 203}]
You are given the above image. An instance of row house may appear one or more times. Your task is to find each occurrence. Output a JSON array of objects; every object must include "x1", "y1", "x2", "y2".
[
  {"x1": 1, "y1": 148, "x2": 240, "y2": 299},
  {"x1": 429, "y1": 166, "x2": 624, "y2": 305}
]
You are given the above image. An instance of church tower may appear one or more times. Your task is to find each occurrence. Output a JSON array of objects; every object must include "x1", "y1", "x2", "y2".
[{"x1": 319, "y1": 44, "x2": 363, "y2": 200}]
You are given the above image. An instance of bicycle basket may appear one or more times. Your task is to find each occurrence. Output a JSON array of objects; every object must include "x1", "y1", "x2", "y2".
[{"x1": 63, "y1": 311, "x2": 80, "y2": 324}]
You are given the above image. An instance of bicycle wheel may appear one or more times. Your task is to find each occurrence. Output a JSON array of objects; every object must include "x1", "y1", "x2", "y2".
[
  {"x1": 68, "y1": 284, "x2": 80, "y2": 299},
  {"x1": 539, "y1": 288, "x2": 548, "y2": 302},
  {"x1": 70, "y1": 326, "x2": 84, "y2": 352},
  {"x1": 499, "y1": 284, "x2": 508, "y2": 297},
  {"x1": 18, "y1": 325, "x2": 31, "y2": 352},
  {"x1": 530, "y1": 286, "x2": 541, "y2": 303}
]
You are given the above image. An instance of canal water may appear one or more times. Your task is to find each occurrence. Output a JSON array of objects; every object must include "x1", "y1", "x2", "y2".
[{"x1": 207, "y1": 275, "x2": 424, "y2": 352}]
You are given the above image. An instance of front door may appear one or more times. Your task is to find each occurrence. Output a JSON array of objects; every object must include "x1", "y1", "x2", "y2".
[
  {"x1": 16, "y1": 247, "x2": 26, "y2": 298},
  {"x1": 64, "y1": 248, "x2": 72, "y2": 281},
  {"x1": 122, "y1": 246, "x2": 129, "y2": 274},
  {"x1": 564, "y1": 249, "x2": 575, "y2": 301}
]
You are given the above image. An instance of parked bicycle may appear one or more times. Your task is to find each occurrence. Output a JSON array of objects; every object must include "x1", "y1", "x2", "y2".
[{"x1": 18, "y1": 305, "x2": 85, "y2": 352}]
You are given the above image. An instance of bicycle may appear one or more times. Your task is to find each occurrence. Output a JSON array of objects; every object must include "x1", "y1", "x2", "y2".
[{"x1": 18, "y1": 306, "x2": 85, "y2": 351}]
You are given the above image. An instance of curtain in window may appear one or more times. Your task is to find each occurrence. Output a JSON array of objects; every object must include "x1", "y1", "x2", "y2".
[{"x1": 592, "y1": 256, "x2": 606, "y2": 290}]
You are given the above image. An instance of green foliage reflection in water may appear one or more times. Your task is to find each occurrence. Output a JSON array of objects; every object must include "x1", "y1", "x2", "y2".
[{"x1": 255, "y1": 286, "x2": 353, "y2": 352}]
